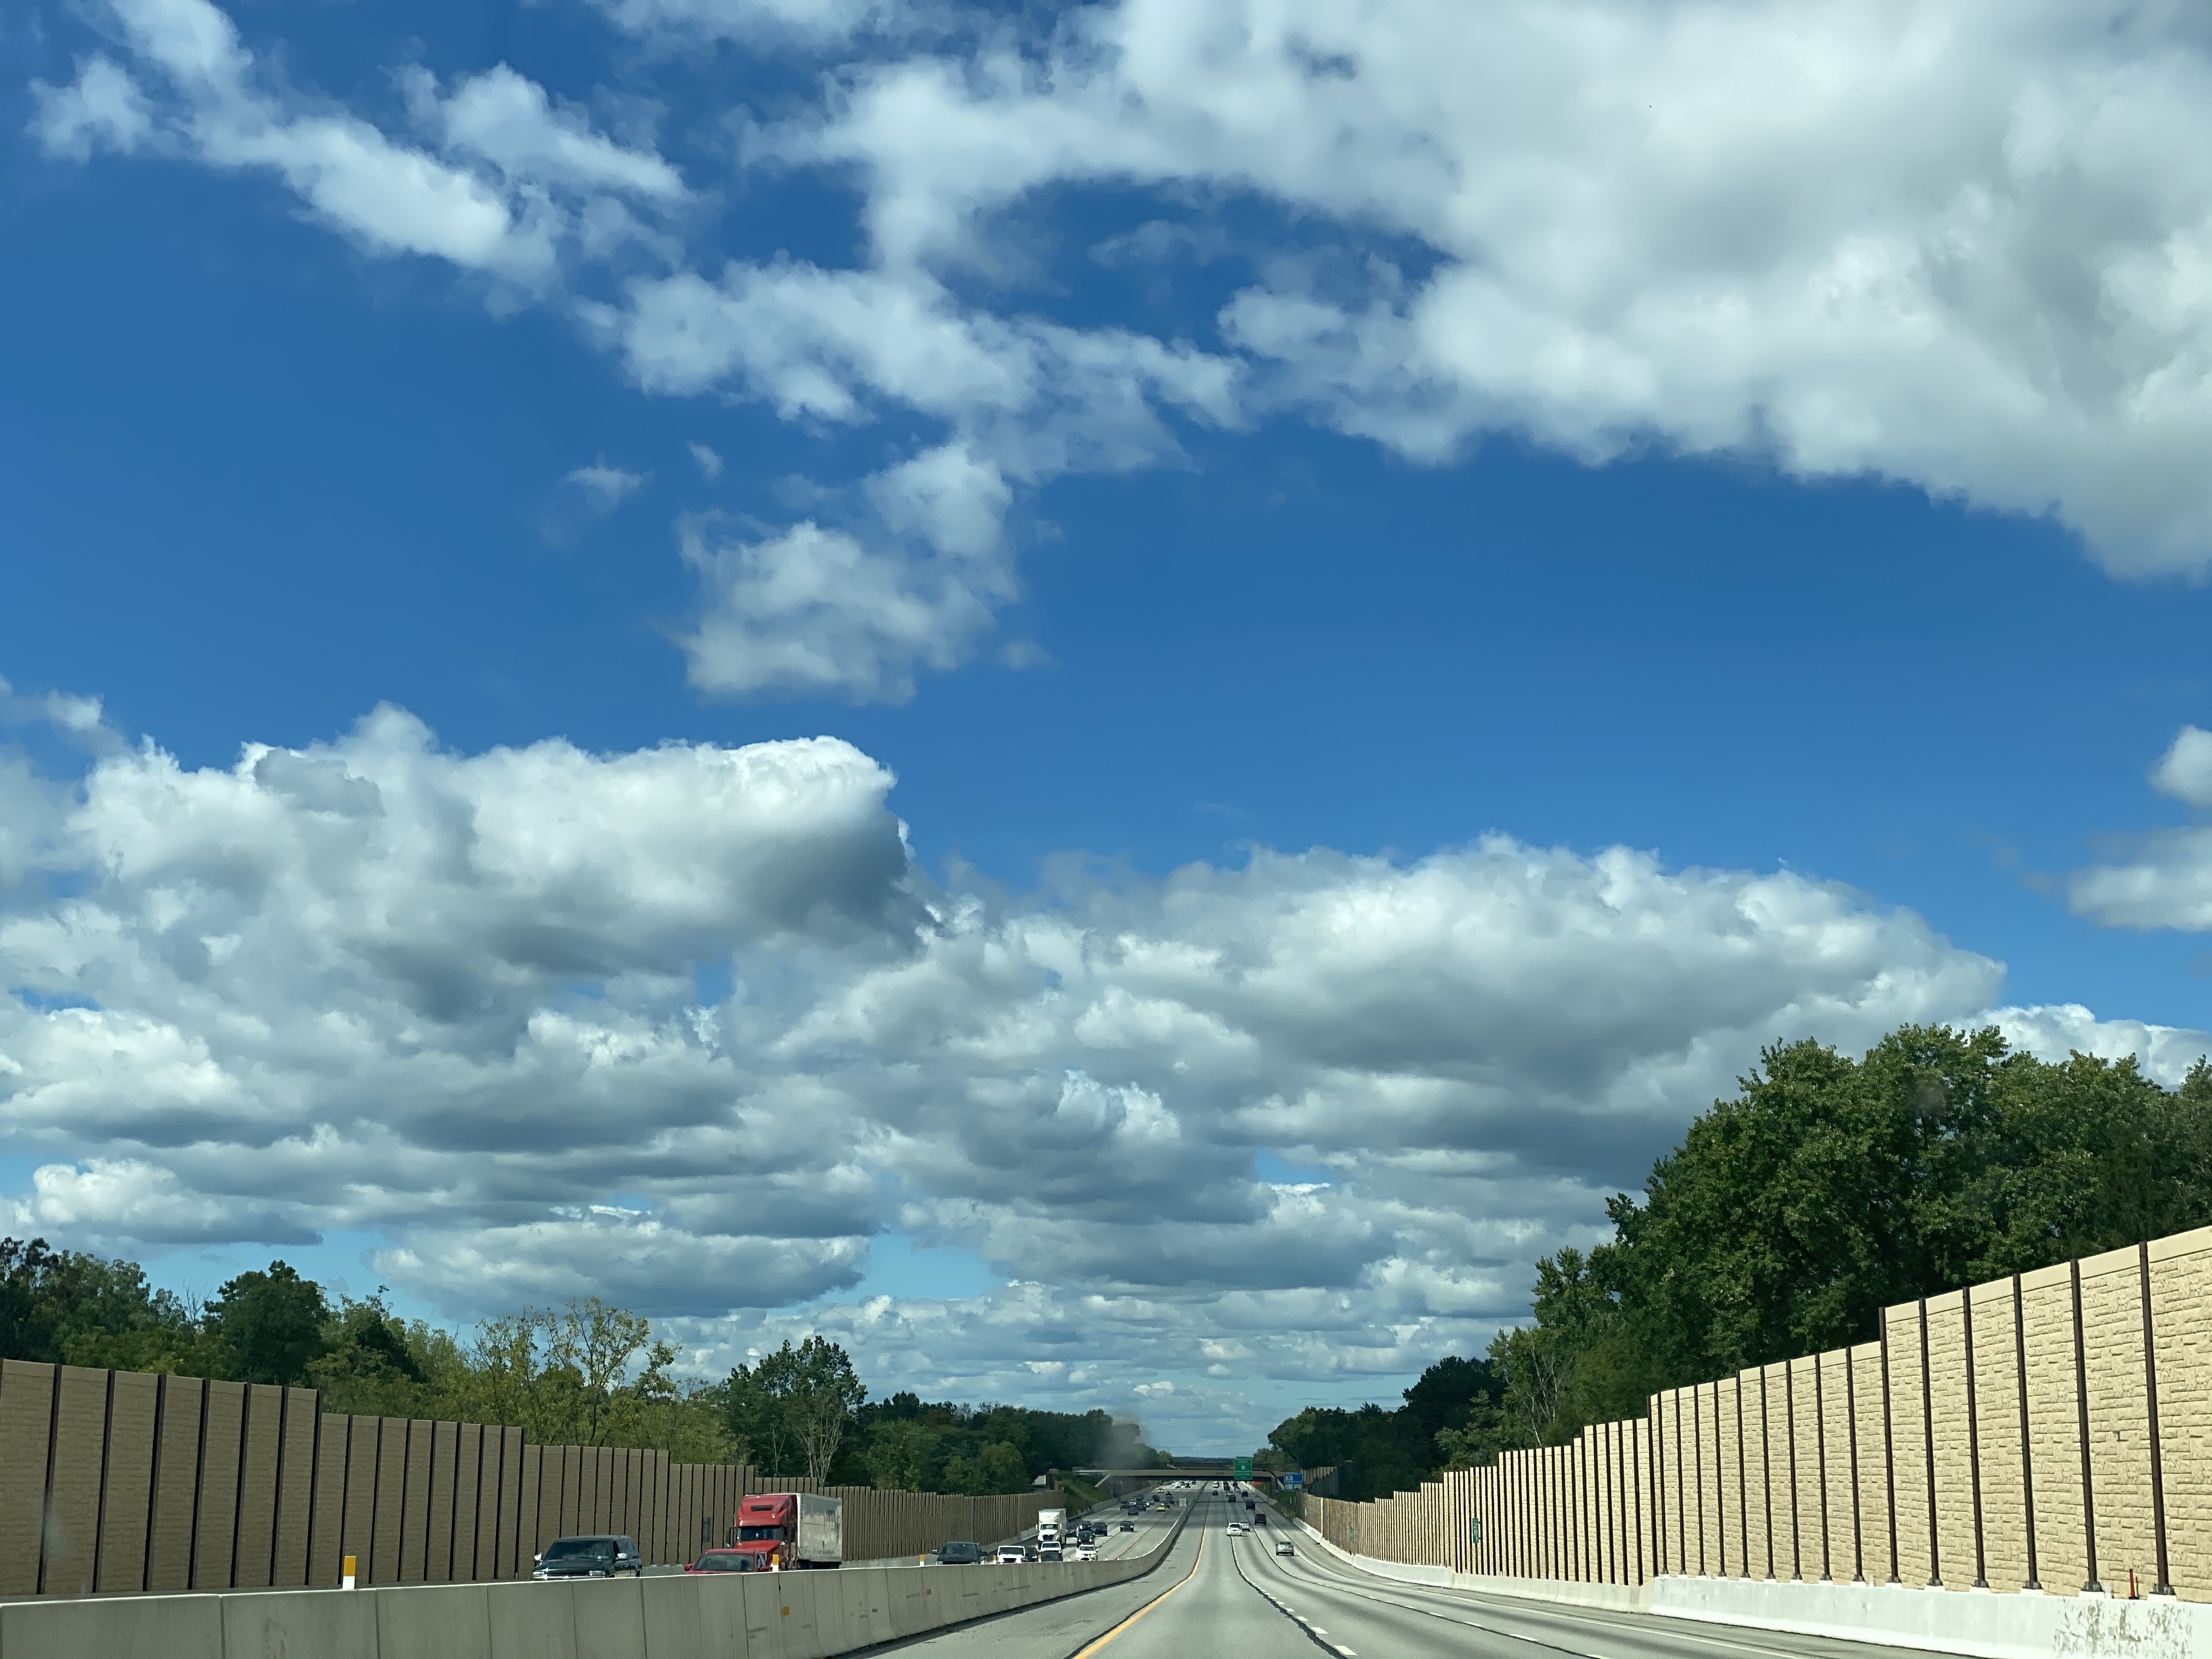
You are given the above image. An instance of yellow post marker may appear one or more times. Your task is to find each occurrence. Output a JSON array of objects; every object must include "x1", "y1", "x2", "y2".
[{"x1": 342, "y1": 1554, "x2": 358, "y2": 1590}]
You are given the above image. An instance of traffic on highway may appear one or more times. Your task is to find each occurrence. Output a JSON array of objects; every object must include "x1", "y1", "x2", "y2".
[{"x1": 872, "y1": 1481, "x2": 1912, "y2": 1659}]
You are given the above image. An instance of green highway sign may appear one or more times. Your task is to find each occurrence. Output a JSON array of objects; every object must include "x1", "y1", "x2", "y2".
[
  {"x1": 1469, "y1": 1517, "x2": 1483, "y2": 1547},
  {"x1": 1232, "y1": 1456, "x2": 1253, "y2": 1479}
]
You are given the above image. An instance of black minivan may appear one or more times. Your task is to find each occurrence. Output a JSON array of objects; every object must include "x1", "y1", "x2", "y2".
[{"x1": 936, "y1": 1540, "x2": 985, "y2": 1565}]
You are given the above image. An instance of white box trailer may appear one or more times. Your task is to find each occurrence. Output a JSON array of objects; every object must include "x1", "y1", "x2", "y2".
[{"x1": 794, "y1": 1493, "x2": 843, "y2": 1566}]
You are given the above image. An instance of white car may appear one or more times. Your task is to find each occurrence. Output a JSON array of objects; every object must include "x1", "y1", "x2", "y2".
[
  {"x1": 1226, "y1": 1523, "x2": 1246, "y2": 1535},
  {"x1": 1074, "y1": 1544, "x2": 1098, "y2": 1561},
  {"x1": 1275, "y1": 1541, "x2": 1294, "y2": 1556},
  {"x1": 995, "y1": 1545, "x2": 1028, "y2": 1565}
]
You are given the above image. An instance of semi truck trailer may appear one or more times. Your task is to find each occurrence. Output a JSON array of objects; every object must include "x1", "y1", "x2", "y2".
[{"x1": 724, "y1": 1493, "x2": 843, "y2": 1569}]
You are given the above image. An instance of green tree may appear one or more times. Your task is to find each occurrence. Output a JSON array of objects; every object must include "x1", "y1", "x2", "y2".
[
  {"x1": 308, "y1": 1292, "x2": 429, "y2": 1416},
  {"x1": 1268, "y1": 1354, "x2": 1504, "y2": 1491},
  {"x1": 723, "y1": 1358, "x2": 794, "y2": 1476},
  {"x1": 943, "y1": 1439, "x2": 1030, "y2": 1494},
  {"x1": 840, "y1": 1395, "x2": 1152, "y2": 1493},
  {"x1": 864, "y1": 1418, "x2": 940, "y2": 1490},
  {"x1": 1433, "y1": 1395, "x2": 1517, "y2": 1470},
  {"x1": 2, "y1": 1244, "x2": 741, "y2": 1462},
  {"x1": 1502, "y1": 1024, "x2": 2212, "y2": 1444},
  {"x1": 1, "y1": 1238, "x2": 207, "y2": 1371},
  {"x1": 788, "y1": 1336, "x2": 865, "y2": 1482},
  {"x1": 730, "y1": 1337, "x2": 866, "y2": 1482},
  {"x1": 553, "y1": 1299, "x2": 654, "y2": 1447},
  {"x1": 204, "y1": 1262, "x2": 330, "y2": 1386}
]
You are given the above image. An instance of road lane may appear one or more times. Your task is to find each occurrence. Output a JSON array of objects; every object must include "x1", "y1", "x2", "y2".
[
  {"x1": 878, "y1": 1490, "x2": 1203, "y2": 1656},
  {"x1": 1244, "y1": 1509, "x2": 1924, "y2": 1659},
  {"x1": 876, "y1": 1483, "x2": 1952, "y2": 1659}
]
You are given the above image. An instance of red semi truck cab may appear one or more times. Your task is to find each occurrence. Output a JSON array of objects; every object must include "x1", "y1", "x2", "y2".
[{"x1": 724, "y1": 1493, "x2": 844, "y2": 1570}]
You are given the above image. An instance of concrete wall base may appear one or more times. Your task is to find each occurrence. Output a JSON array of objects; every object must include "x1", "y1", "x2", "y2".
[
  {"x1": 1288, "y1": 1514, "x2": 2212, "y2": 1659},
  {"x1": 1289, "y1": 1517, "x2": 1651, "y2": 1613},
  {"x1": 1651, "y1": 1576, "x2": 2212, "y2": 1659}
]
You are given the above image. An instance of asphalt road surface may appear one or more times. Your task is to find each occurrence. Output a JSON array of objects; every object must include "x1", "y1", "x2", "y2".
[{"x1": 879, "y1": 1487, "x2": 1923, "y2": 1659}]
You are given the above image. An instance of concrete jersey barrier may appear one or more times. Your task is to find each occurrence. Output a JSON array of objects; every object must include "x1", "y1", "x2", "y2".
[
  {"x1": 0, "y1": 1504, "x2": 1190, "y2": 1659},
  {"x1": 1293, "y1": 1505, "x2": 2212, "y2": 1659}
]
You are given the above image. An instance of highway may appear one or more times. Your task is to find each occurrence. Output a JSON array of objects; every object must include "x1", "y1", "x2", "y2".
[
  {"x1": 831, "y1": 1491, "x2": 1177, "y2": 1571},
  {"x1": 879, "y1": 1485, "x2": 1916, "y2": 1659}
]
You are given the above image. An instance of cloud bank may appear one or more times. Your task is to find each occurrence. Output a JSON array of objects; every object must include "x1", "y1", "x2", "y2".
[{"x1": 8, "y1": 693, "x2": 2199, "y2": 1439}]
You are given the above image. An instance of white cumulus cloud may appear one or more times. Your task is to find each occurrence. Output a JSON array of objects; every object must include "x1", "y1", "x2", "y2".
[
  {"x1": 771, "y1": 0, "x2": 2212, "y2": 575},
  {"x1": 2070, "y1": 724, "x2": 2212, "y2": 933},
  {"x1": 2151, "y1": 726, "x2": 2212, "y2": 810},
  {"x1": 413, "y1": 65, "x2": 685, "y2": 202},
  {"x1": 28, "y1": 55, "x2": 155, "y2": 161},
  {"x1": 676, "y1": 511, "x2": 1012, "y2": 702}
]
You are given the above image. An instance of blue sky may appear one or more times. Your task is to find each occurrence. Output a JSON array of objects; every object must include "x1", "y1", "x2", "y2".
[{"x1": 7, "y1": 0, "x2": 2212, "y2": 1451}]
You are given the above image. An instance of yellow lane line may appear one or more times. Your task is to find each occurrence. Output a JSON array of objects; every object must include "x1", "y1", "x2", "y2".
[{"x1": 1068, "y1": 1514, "x2": 1207, "y2": 1657}]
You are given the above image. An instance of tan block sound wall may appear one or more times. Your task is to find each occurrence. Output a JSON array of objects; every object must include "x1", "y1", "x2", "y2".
[
  {"x1": 1306, "y1": 1224, "x2": 2212, "y2": 1604},
  {"x1": 0, "y1": 1364, "x2": 1066, "y2": 1599}
]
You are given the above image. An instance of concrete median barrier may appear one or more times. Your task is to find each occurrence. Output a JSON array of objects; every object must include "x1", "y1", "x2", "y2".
[
  {"x1": 639, "y1": 1573, "x2": 704, "y2": 1659},
  {"x1": 484, "y1": 1581, "x2": 576, "y2": 1659},
  {"x1": 773, "y1": 1571, "x2": 821, "y2": 1657},
  {"x1": 374, "y1": 1582, "x2": 495, "y2": 1659},
  {"x1": 222, "y1": 1584, "x2": 379, "y2": 1659},
  {"x1": 571, "y1": 1575, "x2": 647, "y2": 1659},
  {"x1": 0, "y1": 1509, "x2": 1183, "y2": 1659},
  {"x1": 692, "y1": 1575, "x2": 752, "y2": 1659},
  {"x1": 0, "y1": 1589, "x2": 223, "y2": 1659}
]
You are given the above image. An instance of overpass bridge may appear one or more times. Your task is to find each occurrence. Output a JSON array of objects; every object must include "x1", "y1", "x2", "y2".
[{"x1": 1073, "y1": 1464, "x2": 1280, "y2": 1493}]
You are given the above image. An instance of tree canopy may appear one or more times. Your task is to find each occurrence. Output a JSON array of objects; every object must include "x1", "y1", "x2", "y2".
[
  {"x1": 1268, "y1": 1354, "x2": 1505, "y2": 1500},
  {"x1": 1270, "y1": 1022, "x2": 2212, "y2": 1485},
  {"x1": 0, "y1": 1242, "x2": 1159, "y2": 1491},
  {"x1": 1498, "y1": 1025, "x2": 2212, "y2": 1443}
]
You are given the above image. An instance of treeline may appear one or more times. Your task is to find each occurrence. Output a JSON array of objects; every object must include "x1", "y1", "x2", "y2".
[
  {"x1": 1268, "y1": 1023, "x2": 2212, "y2": 1484},
  {"x1": 1266, "y1": 1354, "x2": 1504, "y2": 1502},
  {"x1": 843, "y1": 1392, "x2": 1159, "y2": 1494},
  {"x1": 719, "y1": 1335, "x2": 1163, "y2": 1491},
  {"x1": 0, "y1": 1243, "x2": 1159, "y2": 1492}
]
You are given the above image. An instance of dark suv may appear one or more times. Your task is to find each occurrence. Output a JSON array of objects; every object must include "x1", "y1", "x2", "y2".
[
  {"x1": 936, "y1": 1541, "x2": 985, "y2": 1565},
  {"x1": 532, "y1": 1535, "x2": 642, "y2": 1579}
]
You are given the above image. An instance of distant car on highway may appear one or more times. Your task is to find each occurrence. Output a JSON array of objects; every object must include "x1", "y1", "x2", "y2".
[
  {"x1": 995, "y1": 1544, "x2": 1028, "y2": 1565},
  {"x1": 685, "y1": 1549, "x2": 759, "y2": 1573},
  {"x1": 1074, "y1": 1544, "x2": 1098, "y2": 1561},
  {"x1": 1119, "y1": 1521, "x2": 1136, "y2": 1532},
  {"x1": 1226, "y1": 1523, "x2": 1246, "y2": 1535},
  {"x1": 935, "y1": 1541, "x2": 985, "y2": 1565},
  {"x1": 1275, "y1": 1540, "x2": 1294, "y2": 1556}
]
